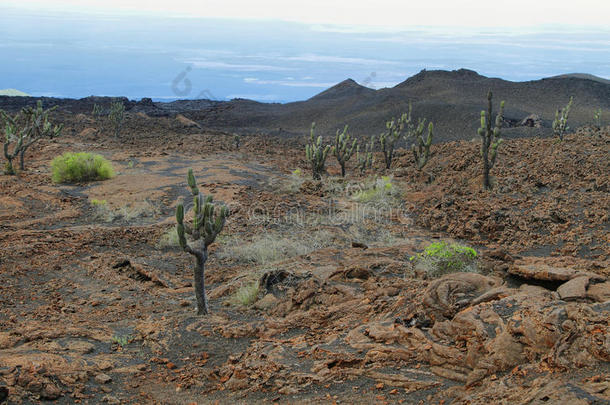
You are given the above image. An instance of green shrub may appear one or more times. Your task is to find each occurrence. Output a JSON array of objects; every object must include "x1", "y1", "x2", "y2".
[
  {"x1": 51, "y1": 152, "x2": 115, "y2": 183},
  {"x1": 352, "y1": 176, "x2": 399, "y2": 204},
  {"x1": 157, "y1": 225, "x2": 180, "y2": 248},
  {"x1": 410, "y1": 241, "x2": 478, "y2": 277},
  {"x1": 229, "y1": 281, "x2": 260, "y2": 307}
]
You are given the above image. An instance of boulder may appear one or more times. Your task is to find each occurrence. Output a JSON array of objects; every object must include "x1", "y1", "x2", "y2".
[{"x1": 519, "y1": 114, "x2": 542, "y2": 128}]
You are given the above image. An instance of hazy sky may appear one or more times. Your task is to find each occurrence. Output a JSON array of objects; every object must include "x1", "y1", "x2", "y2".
[
  {"x1": 6, "y1": 0, "x2": 610, "y2": 28},
  {"x1": 2, "y1": 1, "x2": 609, "y2": 101}
]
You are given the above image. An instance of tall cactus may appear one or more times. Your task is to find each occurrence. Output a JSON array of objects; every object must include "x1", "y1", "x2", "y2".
[
  {"x1": 19, "y1": 101, "x2": 62, "y2": 170},
  {"x1": 109, "y1": 100, "x2": 125, "y2": 139},
  {"x1": 356, "y1": 135, "x2": 376, "y2": 174},
  {"x1": 412, "y1": 120, "x2": 433, "y2": 170},
  {"x1": 331, "y1": 125, "x2": 357, "y2": 177},
  {"x1": 175, "y1": 169, "x2": 228, "y2": 315},
  {"x1": 2, "y1": 115, "x2": 25, "y2": 175},
  {"x1": 552, "y1": 96, "x2": 573, "y2": 141},
  {"x1": 380, "y1": 102, "x2": 412, "y2": 170},
  {"x1": 1, "y1": 101, "x2": 62, "y2": 174},
  {"x1": 478, "y1": 91, "x2": 504, "y2": 190},
  {"x1": 305, "y1": 122, "x2": 331, "y2": 180}
]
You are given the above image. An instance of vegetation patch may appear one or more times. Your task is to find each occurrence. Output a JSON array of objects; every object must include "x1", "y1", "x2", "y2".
[
  {"x1": 51, "y1": 152, "x2": 115, "y2": 183},
  {"x1": 352, "y1": 176, "x2": 401, "y2": 205},
  {"x1": 410, "y1": 241, "x2": 478, "y2": 277},
  {"x1": 219, "y1": 229, "x2": 334, "y2": 265},
  {"x1": 157, "y1": 225, "x2": 180, "y2": 248},
  {"x1": 229, "y1": 281, "x2": 260, "y2": 307}
]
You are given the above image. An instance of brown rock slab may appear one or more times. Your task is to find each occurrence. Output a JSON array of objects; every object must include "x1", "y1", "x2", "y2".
[
  {"x1": 509, "y1": 263, "x2": 605, "y2": 283},
  {"x1": 587, "y1": 281, "x2": 610, "y2": 302},
  {"x1": 253, "y1": 293, "x2": 279, "y2": 310},
  {"x1": 95, "y1": 373, "x2": 112, "y2": 384},
  {"x1": 557, "y1": 276, "x2": 590, "y2": 300}
]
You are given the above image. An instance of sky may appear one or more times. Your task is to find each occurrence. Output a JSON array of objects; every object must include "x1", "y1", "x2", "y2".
[
  {"x1": 1, "y1": 1, "x2": 609, "y2": 102},
  {"x1": 6, "y1": 0, "x2": 610, "y2": 28}
]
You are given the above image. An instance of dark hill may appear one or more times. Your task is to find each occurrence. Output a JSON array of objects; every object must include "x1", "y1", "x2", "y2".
[{"x1": 1, "y1": 69, "x2": 608, "y2": 142}]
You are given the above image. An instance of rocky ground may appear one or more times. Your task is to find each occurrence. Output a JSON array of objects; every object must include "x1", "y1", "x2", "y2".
[{"x1": 0, "y1": 114, "x2": 608, "y2": 404}]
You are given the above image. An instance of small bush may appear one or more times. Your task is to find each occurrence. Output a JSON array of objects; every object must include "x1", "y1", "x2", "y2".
[
  {"x1": 51, "y1": 152, "x2": 115, "y2": 183},
  {"x1": 229, "y1": 281, "x2": 260, "y2": 307},
  {"x1": 410, "y1": 241, "x2": 478, "y2": 277},
  {"x1": 90, "y1": 198, "x2": 116, "y2": 222},
  {"x1": 158, "y1": 226, "x2": 180, "y2": 248},
  {"x1": 352, "y1": 176, "x2": 400, "y2": 204},
  {"x1": 219, "y1": 230, "x2": 334, "y2": 265}
]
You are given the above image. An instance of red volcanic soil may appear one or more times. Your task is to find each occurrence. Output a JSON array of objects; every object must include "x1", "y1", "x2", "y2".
[{"x1": 1, "y1": 114, "x2": 608, "y2": 404}]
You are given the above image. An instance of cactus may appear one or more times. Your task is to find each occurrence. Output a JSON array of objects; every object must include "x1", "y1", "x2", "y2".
[
  {"x1": 109, "y1": 100, "x2": 125, "y2": 139},
  {"x1": 305, "y1": 122, "x2": 331, "y2": 180},
  {"x1": 1, "y1": 101, "x2": 62, "y2": 174},
  {"x1": 380, "y1": 102, "x2": 412, "y2": 169},
  {"x1": 175, "y1": 169, "x2": 228, "y2": 315},
  {"x1": 593, "y1": 108, "x2": 602, "y2": 130},
  {"x1": 92, "y1": 103, "x2": 104, "y2": 117},
  {"x1": 356, "y1": 135, "x2": 375, "y2": 174},
  {"x1": 477, "y1": 91, "x2": 504, "y2": 190},
  {"x1": 412, "y1": 120, "x2": 433, "y2": 170},
  {"x1": 233, "y1": 134, "x2": 240, "y2": 150},
  {"x1": 552, "y1": 96, "x2": 573, "y2": 141},
  {"x1": 331, "y1": 125, "x2": 357, "y2": 177}
]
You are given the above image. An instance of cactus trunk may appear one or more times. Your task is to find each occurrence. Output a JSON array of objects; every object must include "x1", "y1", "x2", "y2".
[{"x1": 193, "y1": 247, "x2": 210, "y2": 315}]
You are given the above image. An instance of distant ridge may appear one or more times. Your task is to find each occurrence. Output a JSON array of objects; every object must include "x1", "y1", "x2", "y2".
[
  {"x1": 309, "y1": 78, "x2": 375, "y2": 101},
  {"x1": 0, "y1": 89, "x2": 30, "y2": 97},
  {"x1": 1, "y1": 69, "x2": 609, "y2": 142},
  {"x1": 548, "y1": 73, "x2": 610, "y2": 85}
]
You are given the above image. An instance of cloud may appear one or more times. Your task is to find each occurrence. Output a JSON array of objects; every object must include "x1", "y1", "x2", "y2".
[
  {"x1": 278, "y1": 54, "x2": 398, "y2": 65},
  {"x1": 184, "y1": 59, "x2": 294, "y2": 72},
  {"x1": 243, "y1": 77, "x2": 334, "y2": 88}
]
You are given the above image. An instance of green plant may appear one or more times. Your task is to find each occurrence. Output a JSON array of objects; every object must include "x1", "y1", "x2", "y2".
[
  {"x1": 331, "y1": 125, "x2": 357, "y2": 177},
  {"x1": 552, "y1": 96, "x2": 573, "y2": 141},
  {"x1": 410, "y1": 241, "x2": 478, "y2": 277},
  {"x1": 109, "y1": 101, "x2": 125, "y2": 139},
  {"x1": 380, "y1": 103, "x2": 412, "y2": 170},
  {"x1": 1, "y1": 101, "x2": 63, "y2": 174},
  {"x1": 158, "y1": 226, "x2": 180, "y2": 248},
  {"x1": 352, "y1": 175, "x2": 399, "y2": 204},
  {"x1": 111, "y1": 335, "x2": 130, "y2": 348},
  {"x1": 412, "y1": 120, "x2": 433, "y2": 170},
  {"x1": 593, "y1": 108, "x2": 602, "y2": 129},
  {"x1": 229, "y1": 281, "x2": 260, "y2": 307},
  {"x1": 176, "y1": 169, "x2": 229, "y2": 315},
  {"x1": 51, "y1": 152, "x2": 115, "y2": 183},
  {"x1": 233, "y1": 134, "x2": 240, "y2": 150},
  {"x1": 283, "y1": 168, "x2": 305, "y2": 193},
  {"x1": 305, "y1": 122, "x2": 331, "y2": 180},
  {"x1": 90, "y1": 199, "x2": 116, "y2": 222},
  {"x1": 356, "y1": 135, "x2": 375, "y2": 174},
  {"x1": 92, "y1": 103, "x2": 104, "y2": 117},
  {"x1": 477, "y1": 91, "x2": 504, "y2": 190}
]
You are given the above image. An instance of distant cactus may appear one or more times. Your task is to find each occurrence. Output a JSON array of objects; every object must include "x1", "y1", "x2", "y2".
[
  {"x1": 305, "y1": 122, "x2": 331, "y2": 180},
  {"x1": 552, "y1": 96, "x2": 573, "y2": 141},
  {"x1": 233, "y1": 134, "x2": 240, "y2": 150},
  {"x1": 175, "y1": 169, "x2": 228, "y2": 315},
  {"x1": 331, "y1": 125, "x2": 357, "y2": 177},
  {"x1": 593, "y1": 108, "x2": 602, "y2": 130},
  {"x1": 380, "y1": 102, "x2": 412, "y2": 169},
  {"x1": 356, "y1": 135, "x2": 376, "y2": 174},
  {"x1": 1, "y1": 101, "x2": 62, "y2": 174},
  {"x1": 109, "y1": 100, "x2": 125, "y2": 139},
  {"x1": 477, "y1": 91, "x2": 504, "y2": 190},
  {"x1": 412, "y1": 120, "x2": 433, "y2": 170},
  {"x1": 92, "y1": 103, "x2": 104, "y2": 118}
]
